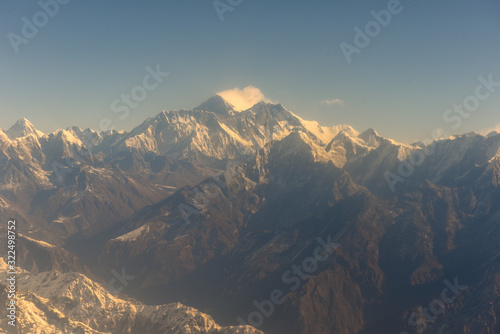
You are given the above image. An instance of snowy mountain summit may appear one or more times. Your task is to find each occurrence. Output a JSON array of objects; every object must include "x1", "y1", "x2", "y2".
[
  {"x1": 194, "y1": 94, "x2": 237, "y2": 115},
  {"x1": 4, "y1": 117, "x2": 44, "y2": 139}
]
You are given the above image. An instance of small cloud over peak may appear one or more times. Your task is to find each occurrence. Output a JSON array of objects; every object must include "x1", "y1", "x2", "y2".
[
  {"x1": 216, "y1": 86, "x2": 272, "y2": 111},
  {"x1": 319, "y1": 98, "x2": 344, "y2": 107}
]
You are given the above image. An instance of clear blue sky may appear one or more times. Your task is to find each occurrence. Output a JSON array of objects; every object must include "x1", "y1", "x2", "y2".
[{"x1": 1, "y1": 0, "x2": 499, "y2": 143}]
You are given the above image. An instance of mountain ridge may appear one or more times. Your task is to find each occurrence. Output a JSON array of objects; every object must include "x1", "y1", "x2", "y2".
[{"x1": 1, "y1": 97, "x2": 499, "y2": 334}]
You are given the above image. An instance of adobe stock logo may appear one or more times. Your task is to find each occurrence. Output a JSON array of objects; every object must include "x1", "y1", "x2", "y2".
[
  {"x1": 237, "y1": 235, "x2": 339, "y2": 328},
  {"x1": 108, "y1": 267, "x2": 135, "y2": 293},
  {"x1": 399, "y1": 277, "x2": 467, "y2": 334},
  {"x1": 109, "y1": 64, "x2": 170, "y2": 125},
  {"x1": 340, "y1": 0, "x2": 408, "y2": 64},
  {"x1": 7, "y1": 0, "x2": 71, "y2": 54},
  {"x1": 212, "y1": 0, "x2": 244, "y2": 21},
  {"x1": 385, "y1": 73, "x2": 499, "y2": 192}
]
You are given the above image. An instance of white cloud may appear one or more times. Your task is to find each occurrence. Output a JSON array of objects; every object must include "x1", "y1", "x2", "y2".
[
  {"x1": 320, "y1": 98, "x2": 344, "y2": 107},
  {"x1": 216, "y1": 86, "x2": 272, "y2": 111}
]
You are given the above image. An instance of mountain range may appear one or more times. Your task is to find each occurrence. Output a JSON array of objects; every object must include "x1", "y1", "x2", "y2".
[{"x1": 1, "y1": 95, "x2": 499, "y2": 333}]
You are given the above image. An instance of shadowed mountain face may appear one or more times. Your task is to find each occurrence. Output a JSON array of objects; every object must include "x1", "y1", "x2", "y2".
[{"x1": 1, "y1": 97, "x2": 499, "y2": 334}]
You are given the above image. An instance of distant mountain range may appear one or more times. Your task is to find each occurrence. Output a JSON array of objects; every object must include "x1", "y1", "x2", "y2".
[{"x1": 1, "y1": 95, "x2": 499, "y2": 333}]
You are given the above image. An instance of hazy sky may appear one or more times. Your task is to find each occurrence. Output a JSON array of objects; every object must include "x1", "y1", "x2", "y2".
[{"x1": 1, "y1": 0, "x2": 499, "y2": 143}]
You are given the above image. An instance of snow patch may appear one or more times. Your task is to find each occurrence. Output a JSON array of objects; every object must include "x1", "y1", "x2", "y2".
[
  {"x1": 114, "y1": 224, "x2": 150, "y2": 242},
  {"x1": 20, "y1": 234, "x2": 56, "y2": 248}
]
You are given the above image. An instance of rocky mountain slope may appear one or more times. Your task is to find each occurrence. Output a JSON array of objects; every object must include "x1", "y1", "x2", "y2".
[{"x1": 0, "y1": 258, "x2": 262, "y2": 334}]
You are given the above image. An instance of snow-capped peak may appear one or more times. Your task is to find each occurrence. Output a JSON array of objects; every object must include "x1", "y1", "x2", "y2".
[
  {"x1": 54, "y1": 128, "x2": 84, "y2": 146},
  {"x1": 291, "y1": 112, "x2": 358, "y2": 145},
  {"x1": 358, "y1": 128, "x2": 383, "y2": 147},
  {"x1": 194, "y1": 95, "x2": 236, "y2": 115},
  {"x1": 5, "y1": 117, "x2": 44, "y2": 139},
  {"x1": 358, "y1": 128, "x2": 378, "y2": 140}
]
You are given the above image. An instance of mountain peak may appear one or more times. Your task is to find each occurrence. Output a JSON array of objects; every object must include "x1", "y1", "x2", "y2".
[
  {"x1": 5, "y1": 118, "x2": 44, "y2": 139},
  {"x1": 15, "y1": 118, "x2": 32, "y2": 127},
  {"x1": 357, "y1": 128, "x2": 384, "y2": 148},
  {"x1": 194, "y1": 95, "x2": 236, "y2": 115},
  {"x1": 248, "y1": 100, "x2": 275, "y2": 111},
  {"x1": 358, "y1": 128, "x2": 378, "y2": 140},
  {"x1": 487, "y1": 130, "x2": 499, "y2": 138}
]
